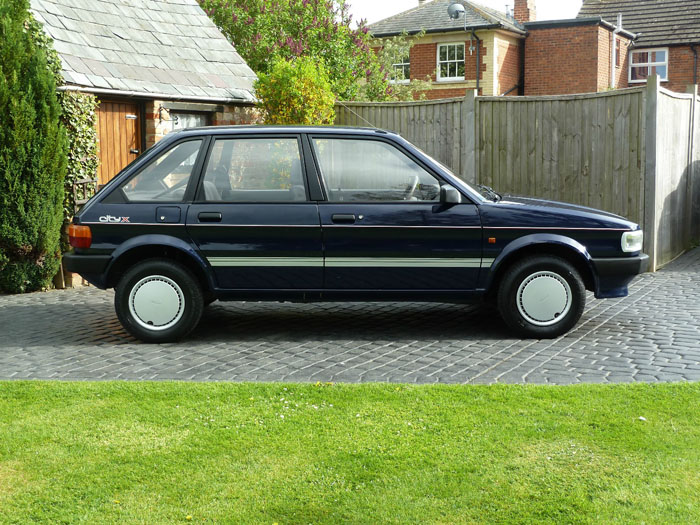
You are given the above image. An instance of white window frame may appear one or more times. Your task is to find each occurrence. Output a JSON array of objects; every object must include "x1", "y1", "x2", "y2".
[
  {"x1": 436, "y1": 43, "x2": 465, "y2": 82},
  {"x1": 390, "y1": 56, "x2": 410, "y2": 85},
  {"x1": 629, "y1": 47, "x2": 669, "y2": 84}
]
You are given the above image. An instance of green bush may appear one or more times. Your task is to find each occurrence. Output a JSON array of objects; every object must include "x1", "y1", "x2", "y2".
[
  {"x1": 0, "y1": 0, "x2": 67, "y2": 293},
  {"x1": 254, "y1": 57, "x2": 335, "y2": 125}
]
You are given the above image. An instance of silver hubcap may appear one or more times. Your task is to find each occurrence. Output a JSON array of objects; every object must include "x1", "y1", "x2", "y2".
[
  {"x1": 128, "y1": 275, "x2": 185, "y2": 331},
  {"x1": 516, "y1": 271, "x2": 572, "y2": 327}
]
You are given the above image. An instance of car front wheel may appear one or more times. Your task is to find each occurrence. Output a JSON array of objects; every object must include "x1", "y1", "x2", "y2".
[
  {"x1": 115, "y1": 259, "x2": 204, "y2": 343},
  {"x1": 497, "y1": 256, "x2": 586, "y2": 338}
]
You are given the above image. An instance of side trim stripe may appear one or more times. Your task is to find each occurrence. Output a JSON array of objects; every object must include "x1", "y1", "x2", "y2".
[
  {"x1": 207, "y1": 257, "x2": 493, "y2": 268},
  {"x1": 209, "y1": 257, "x2": 323, "y2": 267}
]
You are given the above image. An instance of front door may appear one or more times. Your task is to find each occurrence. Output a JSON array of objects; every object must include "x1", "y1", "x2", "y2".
[
  {"x1": 186, "y1": 135, "x2": 323, "y2": 290},
  {"x1": 97, "y1": 100, "x2": 142, "y2": 186},
  {"x1": 310, "y1": 136, "x2": 483, "y2": 290}
]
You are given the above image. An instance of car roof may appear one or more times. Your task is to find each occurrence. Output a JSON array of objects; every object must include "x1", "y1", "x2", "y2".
[{"x1": 172, "y1": 125, "x2": 398, "y2": 138}]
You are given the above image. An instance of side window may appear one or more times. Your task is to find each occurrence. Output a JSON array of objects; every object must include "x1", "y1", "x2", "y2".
[
  {"x1": 312, "y1": 138, "x2": 441, "y2": 202},
  {"x1": 201, "y1": 138, "x2": 306, "y2": 202},
  {"x1": 121, "y1": 140, "x2": 202, "y2": 202}
]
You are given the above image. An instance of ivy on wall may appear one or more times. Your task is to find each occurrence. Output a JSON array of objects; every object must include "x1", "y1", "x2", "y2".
[
  {"x1": 27, "y1": 14, "x2": 100, "y2": 250},
  {"x1": 58, "y1": 91, "x2": 99, "y2": 224}
]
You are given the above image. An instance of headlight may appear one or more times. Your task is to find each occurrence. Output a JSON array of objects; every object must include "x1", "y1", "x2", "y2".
[{"x1": 621, "y1": 230, "x2": 643, "y2": 253}]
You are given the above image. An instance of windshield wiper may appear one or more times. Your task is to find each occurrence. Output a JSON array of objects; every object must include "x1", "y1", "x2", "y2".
[{"x1": 477, "y1": 184, "x2": 502, "y2": 202}]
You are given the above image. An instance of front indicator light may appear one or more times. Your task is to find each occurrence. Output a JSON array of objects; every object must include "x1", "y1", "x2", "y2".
[
  {"x1": 621, "y1": 230, "x2": 643, "y2": 253},
  {"x1": 68, "y1": 224, "x2": 92, "y2": 249}
]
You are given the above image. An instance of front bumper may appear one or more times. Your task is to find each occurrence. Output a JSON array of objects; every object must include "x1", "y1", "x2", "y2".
[
  {"x1": 62, "y1": 252, "x2": 111, "y2": 289},
  {"x1": 590, "y1": 253, "x2": 649, "y2": 298}
]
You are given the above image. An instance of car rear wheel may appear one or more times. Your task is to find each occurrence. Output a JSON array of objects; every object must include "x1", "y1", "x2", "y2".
[
  {"x1": 115, "y1": 259, "x2": 204, "y2": 343},
  {"x1": 497, "y1": 256, "x2": 585, "y2": 338}
]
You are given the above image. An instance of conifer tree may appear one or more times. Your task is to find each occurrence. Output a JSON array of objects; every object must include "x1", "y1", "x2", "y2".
[{"x1": 0, "y1": 0, "x2": 67, "y2": 292}]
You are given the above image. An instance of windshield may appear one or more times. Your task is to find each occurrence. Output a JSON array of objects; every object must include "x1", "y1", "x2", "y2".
[{"x1": 411, "y1": 146, "x2": 488, "y2": 202}]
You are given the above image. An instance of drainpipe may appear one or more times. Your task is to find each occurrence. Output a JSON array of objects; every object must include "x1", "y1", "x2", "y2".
[
  {"x1": 471, "y1": 28, "x2": 481, "y2": 94},
  {"x1": 611, "y1": 13, "x2": 622, "y2": 89},
  {"x1": 692, "y1": 44, "x2": 698, "y2": 85}
]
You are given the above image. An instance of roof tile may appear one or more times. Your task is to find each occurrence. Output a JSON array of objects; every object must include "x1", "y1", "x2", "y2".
[
  {"x1": 578, "y1": 0, "x2": 700, "y2": 47},
  {"x1": 30, "y1": 0, "x2": 256, "y2": 101},
  {"x1": 369, "y1": 0, "x2": 524, "y2": 37}
]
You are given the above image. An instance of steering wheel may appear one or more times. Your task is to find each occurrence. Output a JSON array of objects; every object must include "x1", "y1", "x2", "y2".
[{"x1": 405, "y1": 175, "x2": 420, "y2": 200}]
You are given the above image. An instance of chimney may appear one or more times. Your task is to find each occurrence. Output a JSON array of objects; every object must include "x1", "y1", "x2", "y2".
[{"x1": 513, "y1": 0, "x2": 536, "y2": 23}]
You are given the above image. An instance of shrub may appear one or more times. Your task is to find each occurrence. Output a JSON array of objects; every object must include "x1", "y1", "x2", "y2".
[
  {"x1": 254, "y1": 57, "x2": 335, "y2": 125},
  {"x1": 0, "y1": 0, "x2": 67, "y2": 293},
  {"x1": 199, "y1": 0, "x2": 376, "y2": 101}
]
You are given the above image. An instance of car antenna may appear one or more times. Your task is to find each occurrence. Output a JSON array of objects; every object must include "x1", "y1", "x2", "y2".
[{"x1": 335, "y1": 99, "x2": 377, "y2": 129}]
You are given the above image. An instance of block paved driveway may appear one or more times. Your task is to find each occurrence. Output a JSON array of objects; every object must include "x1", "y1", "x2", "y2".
[{"x1": 1, "y1": 247, "x2": 699, "y2": 384}]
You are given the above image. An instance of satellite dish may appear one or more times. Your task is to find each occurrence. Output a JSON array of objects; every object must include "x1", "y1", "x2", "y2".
[{"x1": 447, "y1": 3, "x2": 465, "y2": 19}]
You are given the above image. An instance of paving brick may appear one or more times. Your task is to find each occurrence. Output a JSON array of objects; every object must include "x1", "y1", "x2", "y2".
[{"x1": 0, "y1": 248, "x2": 699, "y2": 384}]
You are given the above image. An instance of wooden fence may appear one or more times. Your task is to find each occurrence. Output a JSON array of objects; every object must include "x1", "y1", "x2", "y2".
[
  {"x1": 335, "y1": 97, "x2": 474, "y2": 182},
  {"x1": 335, "y1": 77, "x2": 699, "y2": 271}
]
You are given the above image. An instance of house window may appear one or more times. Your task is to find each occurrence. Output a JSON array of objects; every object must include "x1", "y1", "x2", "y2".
[
  {"x1": 629, "y1": 48, "x2": 668, "y2": 83},
  {"x1": 391, "y1": 56, "x2": 410, "y2": 84},
  {"x1": 437, "y1": 43, "x2": 465, "y2": 81}
]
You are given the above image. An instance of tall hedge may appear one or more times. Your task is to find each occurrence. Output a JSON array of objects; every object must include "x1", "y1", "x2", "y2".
[{"x1": 0, "y1": 0, "x2": 67, "y2": 293}]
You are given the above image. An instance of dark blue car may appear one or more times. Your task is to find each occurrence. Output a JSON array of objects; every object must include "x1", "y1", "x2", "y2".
[{"x1": 65, "y1": 126, "x2": 648, "y2": 342}]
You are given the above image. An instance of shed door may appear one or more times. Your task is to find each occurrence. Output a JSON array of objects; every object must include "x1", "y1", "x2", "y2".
[{"x1": 96, "y1": 100, "x2": 142, "y2": 186}]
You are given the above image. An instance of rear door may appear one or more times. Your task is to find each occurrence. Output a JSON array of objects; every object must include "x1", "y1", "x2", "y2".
[
  {"x1": 186, "y1": 135, "x2": 323, "y2": 290},
  {"x1": 309, "y1": 135, "x2": 483, "y2": 290}
]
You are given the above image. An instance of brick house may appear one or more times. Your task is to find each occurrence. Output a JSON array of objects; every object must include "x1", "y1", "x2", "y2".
[
  {"x1": 373, "y1": 0, "x2": 700, "y2": 98},
  {"x1": 576, "y1": 0, "x2": 700, "y2": 94},
  {"x1": 30, "y1": 0, "x2": 258, "y2": 186},
  {"x1": 522, "y1": 15, "x2": 636, "y2": 95},
  {"x1": 369, "y1": 0, "x2": 527, "y2": 98}
]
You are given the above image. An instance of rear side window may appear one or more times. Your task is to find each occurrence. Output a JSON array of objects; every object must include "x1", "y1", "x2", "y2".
[
  {"x1": 312, "y1": 138, "x2": 440, "y2": 202},
  {"x1": 200, "y1": 138, "x2": 306, "y2": 202},
  {"x1": 121, "y1": 140, "x2": 202, "y2": 202}
]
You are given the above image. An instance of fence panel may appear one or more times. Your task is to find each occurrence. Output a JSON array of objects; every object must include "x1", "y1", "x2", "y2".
[
  {"x1": 654, "y1": 89, "x2": 695, "y2": 266},
  {"x1": 476, "y1": 89, "x2": 647, "y2": 226},
  {"x1": 335, "y1": 98, "x2": 468, "y2": 178}
]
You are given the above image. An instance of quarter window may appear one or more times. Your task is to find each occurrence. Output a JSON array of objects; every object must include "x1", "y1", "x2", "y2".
[
  {"x1": 312, "y1": 138, "x2": 441, "y2": 202},
  {"x1": 121, "y1": 139, "x2": 202, "y2": 202},
  {"x1": 630, "y1": 48, "x2": 668, "y2": 82},
  {"x1": 201, "y1": 138, "x2": 306, "y2": 202},
  {"x1": 437, "y1": 43, "x2": 465, "y2": 81}
]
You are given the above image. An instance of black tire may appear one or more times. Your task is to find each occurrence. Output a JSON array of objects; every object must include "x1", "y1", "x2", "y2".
[
  {"x1": 497, "y1": 255, "x2": 586, "y2": 339},
  {"x1": 115, "y1": 259, "x2": 204, "y2": 343}
]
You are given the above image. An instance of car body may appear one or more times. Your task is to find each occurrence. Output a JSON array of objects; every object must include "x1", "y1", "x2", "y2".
[{"x1": 64, "y1": 126, "x2": 648, "y2": 342}]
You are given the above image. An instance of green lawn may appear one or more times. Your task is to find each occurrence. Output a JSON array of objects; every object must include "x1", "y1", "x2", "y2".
[{"x1": 0, "y1": 381, "x2": 698, "y2": 524}]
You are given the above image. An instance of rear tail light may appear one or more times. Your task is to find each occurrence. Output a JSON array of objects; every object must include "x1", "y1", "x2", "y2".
[{"x1": 68, "y1": 224, "x2": 92, "y2": 249}]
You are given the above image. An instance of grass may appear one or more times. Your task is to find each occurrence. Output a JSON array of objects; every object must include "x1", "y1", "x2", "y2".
[{"x1": 0, "y1": 381, "x2": 698, "y2": 524}]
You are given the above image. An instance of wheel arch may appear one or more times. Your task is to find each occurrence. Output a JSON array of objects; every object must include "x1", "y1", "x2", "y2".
[
  {"x1": 105, "y1": 235, "x2": 214, "y2": 294},
  {"x1": 485, "y1": 234, "x2": 597, "y2": 299}
]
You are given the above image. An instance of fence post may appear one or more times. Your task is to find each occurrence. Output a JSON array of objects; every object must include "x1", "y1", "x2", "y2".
[
  {"x1": 644, "y1": 75, "x2": 660, "y2": 272},
  {"x1": 684, "y1": 85, "x2": 698, "y2": 247},
  {"x1": 462, "y1": 90, "x2": 477, "y2": 184}
]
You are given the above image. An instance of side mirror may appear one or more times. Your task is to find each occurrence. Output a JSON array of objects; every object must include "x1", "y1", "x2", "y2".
[{"x1": 440, "y1": 184, "x2": 462, "y2": 204}]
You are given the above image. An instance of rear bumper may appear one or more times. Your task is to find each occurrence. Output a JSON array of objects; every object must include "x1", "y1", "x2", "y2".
[
  {"x1": 63, "y1": 253, "x2": 111, "y2": 288},
  {"x1": 591, "y1": 253, "x2": 649, "y2": 298}
]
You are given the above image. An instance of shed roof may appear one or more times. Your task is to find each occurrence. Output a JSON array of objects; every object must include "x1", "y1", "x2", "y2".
[
  {"x1": 369, "y1": 0, "x2": 525, "y2": 38},
  {"x1": 30, "y1": 0, "x2": 257, "y2": 102},
  {"x1": 578, "y1": 0, "x2": 700, "y2": 47}
]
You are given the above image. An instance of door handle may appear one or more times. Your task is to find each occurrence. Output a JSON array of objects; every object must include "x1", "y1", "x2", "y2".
[
  {"x1": 130, "y1": 148, "x2": 139, "y2": 154},
  {"x1": 331, "y1": 214, "x2": 356, "y2": 224},
  {"x1": 198, "y1": 212, "x2": 222, "y2": 222}
]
